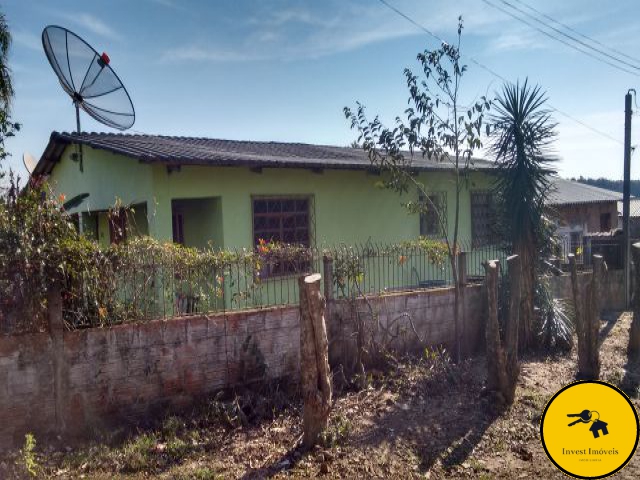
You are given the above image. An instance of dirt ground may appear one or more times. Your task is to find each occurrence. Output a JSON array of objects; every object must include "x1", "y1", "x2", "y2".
[{"x1": 2, "y1": 311, "x2": 640, "y2": 479}]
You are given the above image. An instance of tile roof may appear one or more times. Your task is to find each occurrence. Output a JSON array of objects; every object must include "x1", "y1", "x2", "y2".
[
  {"x1": 35, "y1": 131, "x2": 497, "y2": 175},
  {"x1": 547, "y1": 177, "x2": 622, "y2": 206}
]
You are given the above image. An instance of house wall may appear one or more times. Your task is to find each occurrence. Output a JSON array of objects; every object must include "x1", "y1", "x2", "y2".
[
  {"x1": 553, "y1": 202, "x2": 619, "y2": 235},
  {"x1": 0, "y1": 283, "x2": 485, "y2": 450},
  {"x1": 48, "y1": 145, "x2": 497, "y2": 250}
]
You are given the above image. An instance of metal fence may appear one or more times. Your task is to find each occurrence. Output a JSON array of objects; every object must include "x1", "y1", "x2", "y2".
[
  {"x1": 329, "y1": 243, "x2": 452, "y2": 299},
  {"x1": 45, "y1": 240, "x2": 509, "y2": 330},
  {"x1": 558, "y1": 235, "x2": 623, "y2": 270}
]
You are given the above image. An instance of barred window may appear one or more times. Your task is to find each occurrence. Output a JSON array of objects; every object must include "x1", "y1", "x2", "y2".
[
  {"x1": 470, "y1": 192, "x2": 498, "y2": 247},
  {"x1": 252, "y1": 197, "x2": 311, "y2": 246},
  {"x1": 253, "y1": 196, "x2": 313, "y2": 276},
  {"x1": 419, "y1": 192, "x2": 447, "y2": 237}
]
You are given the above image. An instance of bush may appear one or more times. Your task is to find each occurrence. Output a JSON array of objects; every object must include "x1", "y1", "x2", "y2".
[{"x1": 0, "y1": 177, "x2": 78, "y2": 332}]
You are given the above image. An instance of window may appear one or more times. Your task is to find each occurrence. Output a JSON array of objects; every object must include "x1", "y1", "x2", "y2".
[
  {"x1": 172, "y1": 211, "x2": 185, "y2": 245},
  {"x1": 253, "y1": 196, "x2": 313, "y2": 276},
  {"x1": 108, "y1": 209, "x2": 127, "y2": 245},
  {"x1": 419, "y1": 192, "x2": 446, "y2": 237},
  {"x1": 600, "y1": 212, "x2": 611, "y2": 232},
  {"x1": 252, "y1": 197, "x2": 311, "y2": 246},
  {"x1": 470, "y1": 192, "x2": 498, "y2": 247}
]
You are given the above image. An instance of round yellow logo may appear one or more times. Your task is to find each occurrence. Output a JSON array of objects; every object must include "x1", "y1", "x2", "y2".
[{"x1": 540, "y1": 381, "x2": 639, "y2": 479}]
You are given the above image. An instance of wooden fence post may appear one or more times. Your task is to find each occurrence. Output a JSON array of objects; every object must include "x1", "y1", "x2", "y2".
[
  {"x1": 504, "y1": 255, "x2": 521, "y2": 403},
  {"x1": 570, "y1": 253, "x2": 602, "y2": 380},
  {"x1": 298, "y1": 273, "x2": 332, "y2": 449},
  {"x1": 483, "y1": 260, "x2": 508, "y2": 405},
  {"x1": 458, "y1": 251, "x2": 467, "y2": 287},
  {"x1": 323, "y1": 255, "x2": 334, "y2": 302},
  {"x1": 629, "y1": 243, "x2": 640, "y2": 357}
]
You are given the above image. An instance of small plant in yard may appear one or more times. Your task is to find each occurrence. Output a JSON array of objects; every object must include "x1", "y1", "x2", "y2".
[
  {"x1": 320, "y1": 413, "x2": 352, "y2": 448},
  {"x1": 19, "y1": 433, "x2": 39, "y2": 477},
  {"x1": 119, "y1": 433, "x2": 158, "y2": 473},
  {"x1": 175, "y1": 467, "x2": 223, "y2": 480}
]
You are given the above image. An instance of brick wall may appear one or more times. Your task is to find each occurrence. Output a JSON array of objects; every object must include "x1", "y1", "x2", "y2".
[{"x1": 0, "y1": 284, "x2": 485, "y2": 450}]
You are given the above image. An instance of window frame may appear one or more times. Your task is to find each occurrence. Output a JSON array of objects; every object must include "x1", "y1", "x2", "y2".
[
  {"x1": 470, "y1": 190, "x2": 498, "y2": 247},
  {"x1": 419, "y1": 191, "x2": 447, "y2": 238},
  {"x1": 251, "y1": 195, "x2": 315, "y2": 277}
]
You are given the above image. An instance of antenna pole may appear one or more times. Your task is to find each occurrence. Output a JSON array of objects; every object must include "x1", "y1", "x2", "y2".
[{"x1": 75, "y1": 102, "x2": 83, "y2": 172}]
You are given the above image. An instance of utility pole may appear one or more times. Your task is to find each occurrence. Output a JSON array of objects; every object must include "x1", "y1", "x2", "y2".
[{"x1": 623, "y1": 91, "x2": 633, "y2": 308}]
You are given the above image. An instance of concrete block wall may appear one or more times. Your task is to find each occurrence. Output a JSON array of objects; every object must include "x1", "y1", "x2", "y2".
[
  {"x1": 0, "y1": 284, "x2": 485, "y2": 450},
  {"x1": 546, "y1": 269, "x2": 624, "y2": 311},
  {"x1": 328, "y1": 284, "x2": 484, "y2": 369}
]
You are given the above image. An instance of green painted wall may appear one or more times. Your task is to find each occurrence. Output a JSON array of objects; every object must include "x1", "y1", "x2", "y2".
[{"x1": 48, "y1": 145, "x2": 498, "y2": 250}]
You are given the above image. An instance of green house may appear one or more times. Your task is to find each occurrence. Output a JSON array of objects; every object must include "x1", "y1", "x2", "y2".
[{"x1": 35, "y1": 132, "x2": 499, "y2": 252}]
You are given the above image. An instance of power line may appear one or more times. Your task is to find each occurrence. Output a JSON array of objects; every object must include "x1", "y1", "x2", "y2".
[
  {"x1": 511, "y1": 0, "x2": 640, "y2": 66},
  {"x1": 480, "y1": 0, "x2": 639, "y2": 77},
  {"x1": 494, "y1": 0, "x2": 640, "y2": 73},
  {"x1": 375, "y1": 0, "x2": 624, "y2": 146}
]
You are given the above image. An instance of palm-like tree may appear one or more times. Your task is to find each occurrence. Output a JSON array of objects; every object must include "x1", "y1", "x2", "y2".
[
  {"x1": 491, "y1": 79, "x2": 557, "y2": 349},
  {"x1": 0, "y1": 12, "x2": 12, "y2": 110}
]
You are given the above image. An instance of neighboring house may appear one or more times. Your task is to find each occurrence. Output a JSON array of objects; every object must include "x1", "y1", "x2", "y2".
[
  {"x1": 547, "y1": 178, "x2": 622, "y2": 261},
  {"x1": 35, "y1": 132, "x2": 500, "y2": 251},
  {"x1": 617, "y1": 198, "x2": 640, "y2": 239}
]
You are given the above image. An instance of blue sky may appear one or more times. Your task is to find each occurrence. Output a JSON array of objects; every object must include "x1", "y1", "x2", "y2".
[{"x1": 3, "y1": 0, "x2": 640, "y2": 180}]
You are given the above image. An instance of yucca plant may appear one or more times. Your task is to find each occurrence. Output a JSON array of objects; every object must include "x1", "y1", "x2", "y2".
[
  {"x1": 535, "y1": 279, "x2": 573, "y2": 351},
  {"x1": 490, "y1": 79, "x2": 557, "y2": 349}
]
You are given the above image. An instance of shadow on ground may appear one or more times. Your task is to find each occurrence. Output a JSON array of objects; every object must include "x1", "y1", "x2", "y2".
[
  {"x1": 599, "y1": 310, "x2": 622, "y2": 344},
  {"x1": 341, "y1": 358, "x2": 501, "y2": 473}
]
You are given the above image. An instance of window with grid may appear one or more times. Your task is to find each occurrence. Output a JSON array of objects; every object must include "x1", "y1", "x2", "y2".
[
  {"x1": 252, "y1": 197, "x2": 312, "y2": 276},
  {"x1": 470, "y1": 192, "x2": 498, "y2": 247},
  {"x1": 419, "y1": 192, "x2": 446, "y2": 237}
]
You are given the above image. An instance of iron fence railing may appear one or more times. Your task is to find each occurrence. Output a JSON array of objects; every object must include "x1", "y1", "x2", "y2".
[
  {"x1": 328, "y1": 242, "x2": 453, "y2": 299},
  {"x1": 2, "y1": 239, "x2": 511, "y2": 333},
  {"x1": 463, "y1": 241, "x2": 509, "y2": 281}
]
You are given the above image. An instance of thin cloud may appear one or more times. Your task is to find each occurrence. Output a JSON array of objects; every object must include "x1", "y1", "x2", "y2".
[
  {"x1": 160, "y1": 46, "x2": 261, "y2": 63},
  {"x1": 163, "y1": 3, "x2": 424, "y2": 63},
  {"x1": 59, "y1": 13, "x2": 121, "y2": 41},
  {"x1": 12, "y1": 31, "x2": 41, "y2": 52}
]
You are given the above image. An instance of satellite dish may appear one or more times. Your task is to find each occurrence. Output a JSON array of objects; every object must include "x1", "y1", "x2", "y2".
[
  {"x1": 41, "y1": 25, "x2": 135, "y2": 171},
  {"x1": 22, "y1": 152, "x2": 37, "y2": 175}
]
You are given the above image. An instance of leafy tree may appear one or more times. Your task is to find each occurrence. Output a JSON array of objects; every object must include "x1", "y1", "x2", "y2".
[
  {"x1": 345, "y1": 17, "x2": 490, "y2": 361},
  {"x1": 490, "y1": 79, "x2": 557, "y2": 348},
  {"x1": 0, "y1": 10, "x2": 19, "y2": 175}
]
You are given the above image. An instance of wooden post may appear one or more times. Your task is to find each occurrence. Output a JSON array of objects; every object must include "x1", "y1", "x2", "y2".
[
  {"x1": 571, "y1": 254, "x2": 602, "y2": 380},
  {"x1": 298, "y1": 273, "x2": 332, "y2": 449},
  {"x1": 583, "y1": 255, "x2": 604, "y2": 380},
  {"x1": 458, "y1": 251, "x2": 468, "y2": 287},
  {"x1": 323, "y1": 255, "x2": 334, "y2": 302},
  {"x1": 484, "y1": 260, "x2": 508, "y2": 405},
  {"x1": 504, "y1": 255, "x2": 521, "y2": 404},
  {"x1": 569, "y1": 254, "x2": 587, "y2": 375},
  {"x1": 629, "y1": 243, "x2": 640, "y2": 357}
]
